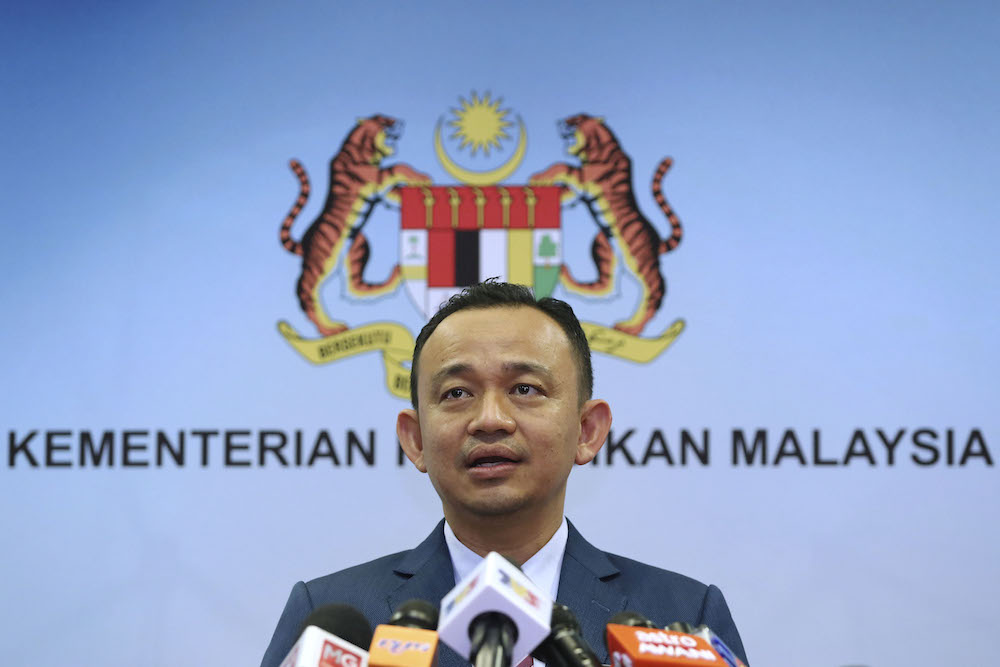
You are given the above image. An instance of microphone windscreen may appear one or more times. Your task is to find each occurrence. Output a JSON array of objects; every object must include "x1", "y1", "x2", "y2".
[
  {"x1": 300, "y1": 603, "x2": 374, "y2": 649},
  {"x1": 607, "y1": 611, "x2": 657, "y2": 628},
  {"x1": 389, "y1": 599, "x2": 439, "y2": 630},
  {"x1": 664, "y1": 622, "x2": 696, "y2": 634},
  {"x1": 533, "y1": 603, "x2": 600, "y2": 667},
  {"x1": 549, "y1": 604, "x2": 581, "y2": 633}
]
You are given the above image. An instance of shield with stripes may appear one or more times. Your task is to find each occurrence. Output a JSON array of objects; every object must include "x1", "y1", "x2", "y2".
[{"x1": 398, "y1": 185, "x2": 562, "y2": 318}]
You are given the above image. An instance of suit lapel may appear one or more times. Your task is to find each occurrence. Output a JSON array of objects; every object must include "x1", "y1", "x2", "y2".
[
  {"x1": 557, "y1": 521, "x2": 627, "y2": 663},
  {"x1": 385, "y1": 520, "x2": 467, "y2": 667},
  {"x1": 386, "y1": 519, "x2": 456, "y2": 613}
]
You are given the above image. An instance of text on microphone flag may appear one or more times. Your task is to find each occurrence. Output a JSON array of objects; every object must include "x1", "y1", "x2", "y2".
[{"x1": 606, "y1": 624, "x2": 722, "y2": 666}]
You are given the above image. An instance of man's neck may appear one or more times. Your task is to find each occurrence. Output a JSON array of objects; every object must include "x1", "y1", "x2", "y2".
[{"x1": 443, "y1": 507, "x2": 564, "y2": 565}]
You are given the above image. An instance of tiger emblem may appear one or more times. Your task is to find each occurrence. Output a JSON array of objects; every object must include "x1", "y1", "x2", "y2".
[
  {"x1": 279, "y1": 114, "x2": 430, "y2": 336},
  {"x1": 530, "y1": 114, "x2": 682, "y2": 336}
]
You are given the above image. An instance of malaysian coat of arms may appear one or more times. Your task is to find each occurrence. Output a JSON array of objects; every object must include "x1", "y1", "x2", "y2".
[{"x1": 276, "y1": 93, "x2": 686, "y2": 399}]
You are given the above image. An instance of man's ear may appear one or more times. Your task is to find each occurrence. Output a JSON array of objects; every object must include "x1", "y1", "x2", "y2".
[
  {"x1": 396, "y1": 408, "x2": 427, "y2": 472},
  {"x1": 575, "y1": 399, "x2": 612, "y2": 465}
]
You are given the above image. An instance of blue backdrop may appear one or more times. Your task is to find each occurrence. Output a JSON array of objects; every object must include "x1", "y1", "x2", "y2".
[{"x1": 2, "y1": 2, "x2": 998, "y2": 666}]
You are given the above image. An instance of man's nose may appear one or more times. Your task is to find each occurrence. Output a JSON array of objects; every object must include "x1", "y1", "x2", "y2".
[{"x1": 468, "y1": 390, "x2": 516, "y2": 434}]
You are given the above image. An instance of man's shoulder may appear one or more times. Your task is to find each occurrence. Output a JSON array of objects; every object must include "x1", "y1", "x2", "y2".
[
  {"x1": 301, "y1": 549, "x2": 410, "y2": 598},
  {"x1": 564, "y1": 521, "x2": 713, "y2": 606},
  {"x1": 604, "y1": 550, "x2": 711, "y2": 594},
  {"x1": 260, "y1": 523, "x2": 451, "y2": 667},
  {"x1": 300, "y1": 520, "x2": 449, "y2": 603}
]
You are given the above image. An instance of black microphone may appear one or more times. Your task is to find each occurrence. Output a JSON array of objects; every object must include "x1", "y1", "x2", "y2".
[
  {"x1": 299, "y1": 604, "x2": 375, "y2": 646},
  {"x1": 607, "y1": 611, "x2": 657, "y2": 629},
  {"x1": 390, "y1": 599, "x2": 439, "y2": 630},
  {"x1": 468, "y1": 611, "x2": 519, "y2": 667},
  {"x1": 531, "y1": 603, "x2": 602, "y2": 667}
]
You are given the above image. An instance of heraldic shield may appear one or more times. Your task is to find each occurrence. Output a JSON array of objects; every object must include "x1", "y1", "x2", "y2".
[
  {"x1": 399, "y1": 185, "x2": 562, "y2": 318},
  {"x1": 277, "y1": 105, "x2": 687, "y2": 401}
]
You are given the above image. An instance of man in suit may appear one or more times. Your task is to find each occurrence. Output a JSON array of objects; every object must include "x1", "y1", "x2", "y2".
[{"x1": 261, "y1": 281, "x2": 748, "y2": 667}]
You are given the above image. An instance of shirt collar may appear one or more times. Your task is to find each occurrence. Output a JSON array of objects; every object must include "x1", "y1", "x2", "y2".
[{"x1": 443, "y1": 517, "x2": 569, "y2": 600}]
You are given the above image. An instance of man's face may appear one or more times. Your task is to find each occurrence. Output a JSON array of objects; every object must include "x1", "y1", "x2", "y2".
[{"x1": 397, "y1": 306, "x2": 607, "y2": 523}]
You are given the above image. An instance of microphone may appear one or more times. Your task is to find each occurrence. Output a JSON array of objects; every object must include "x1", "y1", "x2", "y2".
[
  {"x1": 389, "y1": 599, "x2": 439, "y2": 630},
  {"x1": 605, "y1": 612, "x2": 723, "y2": 667},
  {"x1": 437, "y1": 551, "x2": 551, "y2": 667},
  {"x1": 369, "y1": 599, "x2": 440, "y2": 667},
  {"x1": 280, "y1": 604, "x2": 373, "y2": 667},
  {"x1": 608, "y1": 611, "x2": 658, "y2": 629},
  {"x1": 665, "y1": 623, "x2": 746, "y2": 667},
  {"x1": 531, "y1": 603, "x2": 602, "y2": 667},
  {"x1": 602, "y1": 610, "x2": 657, "y2": 663}
]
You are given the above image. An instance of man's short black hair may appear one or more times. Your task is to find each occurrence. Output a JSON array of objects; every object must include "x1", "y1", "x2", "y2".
[{"x1": 409, "y1": 280, "x2": 593, "y2": 408}]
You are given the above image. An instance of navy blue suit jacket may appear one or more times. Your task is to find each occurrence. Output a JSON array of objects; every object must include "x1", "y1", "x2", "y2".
[{"x1": 260, "y1": 520, "x2": 748, "y2": 667}]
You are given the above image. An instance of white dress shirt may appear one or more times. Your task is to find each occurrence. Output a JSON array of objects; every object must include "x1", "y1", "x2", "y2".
[
  {"x1": 443, "y1": 516, "x2": 569, "y2": 599},
  {"x1": 442, "y1": 517, "x2": 569, "y2": 666}
]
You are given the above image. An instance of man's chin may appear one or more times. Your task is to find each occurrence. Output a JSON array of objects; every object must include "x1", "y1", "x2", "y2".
[{"x1": 463, "y1": 491, "x2": 530, "y2": 517}]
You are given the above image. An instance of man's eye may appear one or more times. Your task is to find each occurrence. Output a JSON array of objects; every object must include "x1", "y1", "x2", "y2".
[
  {"x1": 513, "y1": 384, "x2": 539, "y2": 396},
  {"x1": 443, "y1": 388, "x2": 468, "y2": 400}
]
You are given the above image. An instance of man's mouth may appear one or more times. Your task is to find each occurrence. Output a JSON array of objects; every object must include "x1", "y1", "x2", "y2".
[
  {"x1": 466, "y1": 447, "x2": 522, "y2": 470},
  {"x1": 470, "y1": 456, "x2": 517, "y2": 468}
]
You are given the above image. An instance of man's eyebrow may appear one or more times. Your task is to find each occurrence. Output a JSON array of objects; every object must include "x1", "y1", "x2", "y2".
[
  {"x1": 429, "y1": 363, "x2": 472, "y2": 389},
  {"x1": 501, "y1": 361, "x2": 554, "y2": 380},
  {"x1": 428, "y1": 361, "x2": 556, "y2": 387}
]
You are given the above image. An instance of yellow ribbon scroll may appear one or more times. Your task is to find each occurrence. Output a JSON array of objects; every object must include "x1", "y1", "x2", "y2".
[
  {"x1": 279, "y1": 316, "x2": 683, "y2": 398},
  {"x1": 277, "y1": 320, "x2": 415, "y2": 399},
  {"x1": 581, "y1": 319, "x2": 685, "y2": 363}
]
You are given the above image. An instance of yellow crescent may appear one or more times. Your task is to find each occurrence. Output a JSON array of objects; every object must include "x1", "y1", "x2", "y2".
[{"x1": 434, "y1": 117, "x2": 527, "y2": 185}]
